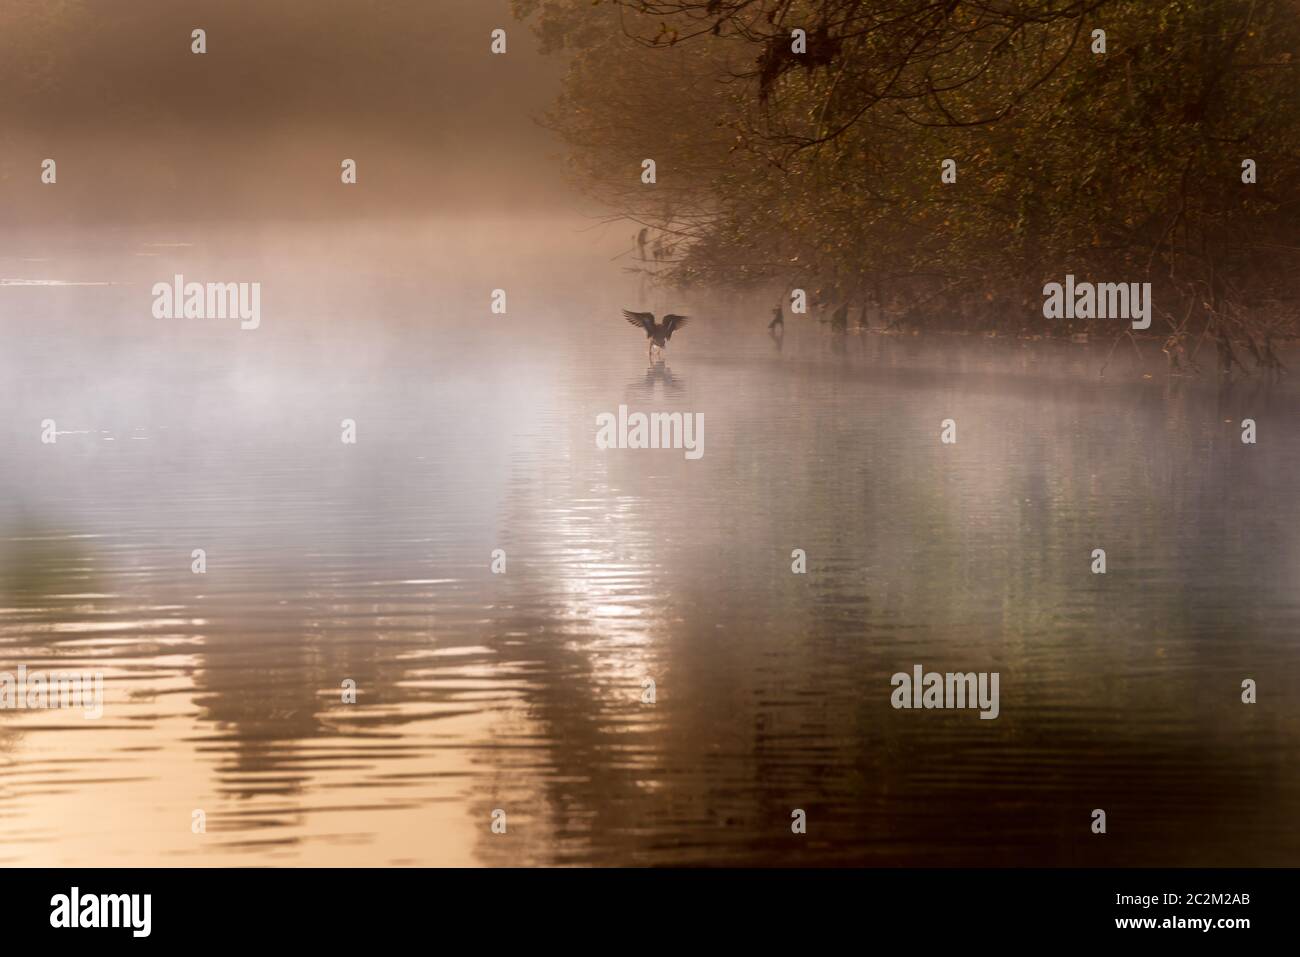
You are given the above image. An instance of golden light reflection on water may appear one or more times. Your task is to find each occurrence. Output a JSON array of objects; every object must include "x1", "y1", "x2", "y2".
[
  {"x1": 0, "y1": 698, "x2": 489, "y2": 866},
  {"x1": 0, "y1": 221, "x2": 1298, "y2": 866}
]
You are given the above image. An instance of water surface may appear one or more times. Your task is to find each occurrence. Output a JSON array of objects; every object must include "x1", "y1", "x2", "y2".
[{"x1": 1, "y1": 220, "x2": 1297, "y2": 865}]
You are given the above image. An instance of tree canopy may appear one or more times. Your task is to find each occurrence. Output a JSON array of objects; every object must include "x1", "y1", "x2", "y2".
[{"x1": 515, "y1": 0, "x2": 1300, "y2": 357}]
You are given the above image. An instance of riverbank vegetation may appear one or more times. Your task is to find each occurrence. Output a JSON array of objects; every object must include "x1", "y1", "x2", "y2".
[{"x1": 515, "y1": 0, "x2": 1299, "y2": 368}]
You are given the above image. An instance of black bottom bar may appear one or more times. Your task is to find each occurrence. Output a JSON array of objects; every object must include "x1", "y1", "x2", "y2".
[{"x1": 0, "y1": 867, "x2": 1286, "y2": 943}]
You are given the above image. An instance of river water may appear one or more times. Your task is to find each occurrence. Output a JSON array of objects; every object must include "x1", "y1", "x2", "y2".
[{"x1": 1, "y1": 219, "x2": 1297, "y2": 865}]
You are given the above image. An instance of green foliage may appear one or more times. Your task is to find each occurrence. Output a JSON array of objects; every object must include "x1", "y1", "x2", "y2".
[{"x1": 519, "y1": 0, "x2": 1300, "y2": 344}]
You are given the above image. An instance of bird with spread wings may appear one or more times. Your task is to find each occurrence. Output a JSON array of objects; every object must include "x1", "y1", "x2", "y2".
[{"x1": 622, "y1": 309, "x2": 689, "y2": 362}]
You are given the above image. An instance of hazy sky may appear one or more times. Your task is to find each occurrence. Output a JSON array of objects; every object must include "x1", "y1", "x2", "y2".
[{"x1": 0, "y1": 0, "x2": 571, "y2": 222}]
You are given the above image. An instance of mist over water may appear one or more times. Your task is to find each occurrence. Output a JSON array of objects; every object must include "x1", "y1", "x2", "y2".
[
  {"x1": 0, "y1": 218, "x2": 1297, "y2": 865},
  {"x1": 1, "y1": 0, "x2": 1297, "y2": 870}
]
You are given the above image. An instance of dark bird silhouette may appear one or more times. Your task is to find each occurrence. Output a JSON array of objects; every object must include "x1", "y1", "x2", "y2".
[
  {"x1": 768, "y1": 305, "x2": 785, "y2": 352},
  {"x1": 622, "y1": 309, "x2": 689, "y2": 362}
]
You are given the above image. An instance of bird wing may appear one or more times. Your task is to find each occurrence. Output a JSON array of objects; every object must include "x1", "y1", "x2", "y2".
[
  {"x1": 622, "y1": 310, "x2": 656, "y2": 335},
  {"x1": 661, "y1": 314, "x2": 689, "y2": 339}
]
